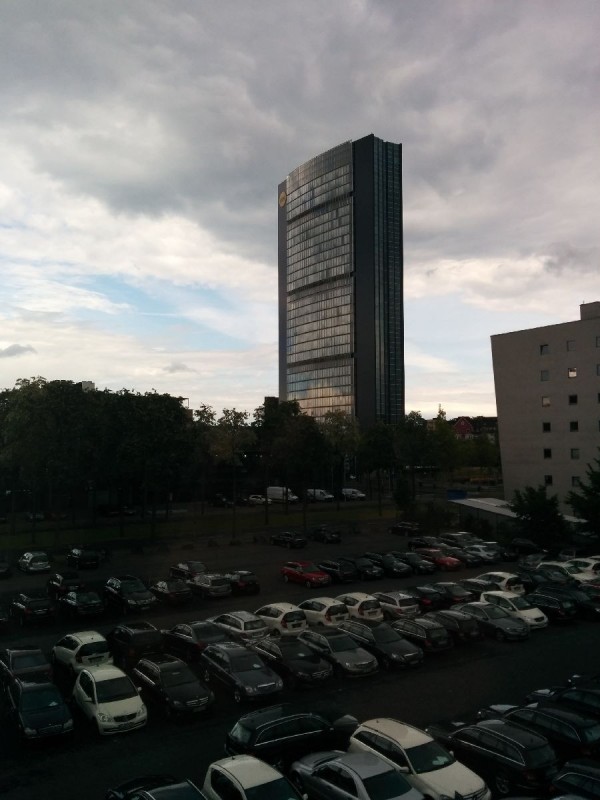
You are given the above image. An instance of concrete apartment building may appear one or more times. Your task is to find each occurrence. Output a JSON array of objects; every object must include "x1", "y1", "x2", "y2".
[{"x1": 491, "y1": 302, "x2": 600, "y2": 510}]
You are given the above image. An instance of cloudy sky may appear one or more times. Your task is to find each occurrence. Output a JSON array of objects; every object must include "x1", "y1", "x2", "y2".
[{"x1": 1, "y1": 1, "x2": 599, "y2": 419}]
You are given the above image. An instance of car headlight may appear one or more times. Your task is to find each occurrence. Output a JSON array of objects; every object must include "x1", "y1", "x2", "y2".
[
  {"x1": 64, "y1": 719, "x2": 74, "y2": 730},
  {"x1": 135, "y1": 706, "x2": 146, "y2": 718},
  {"x1": 245, "y1": 685, "x2": 257, "y2": 694},
  {"x1": 97, "y1": 712, "x2": 113, "y2": 723},
  {"x1": 390, "y1": 652, "x2": 402, "y2": 660},
  {"x1": 275, "y1": 680, "x2": 283, "y2": 689},
  {"x1": 23, "y1": 726, "x2": 36, "y2": 735},
  {"x1": 344, "y1": 661, "x2": 354, "y2": 668},
  {"x1": 171, "y1": 700, "x2": 183, "y2": 707}
]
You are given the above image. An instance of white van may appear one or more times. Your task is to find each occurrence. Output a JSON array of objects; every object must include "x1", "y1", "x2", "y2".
[
  {"x1": 306, "y1": 489, "x2": 334, "y2": 502},
  {"x1": 266, "y1": 486, "x2": 299, "y2": 504}
]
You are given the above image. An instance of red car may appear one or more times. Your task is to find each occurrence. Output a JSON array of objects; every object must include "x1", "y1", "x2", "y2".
[
  {"x1": 281, "y1": 561, "x2": 332, "y2": 588},
  {"x1": 413, "y1": 548, "x2": 461, "y2": 571}
]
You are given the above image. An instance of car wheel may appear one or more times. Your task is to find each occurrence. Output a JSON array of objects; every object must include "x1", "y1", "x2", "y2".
[
  {"x1": 283, "y1": 574, "x2": 289, "y2": 583},
  {"x1": 495, "y1": 774, "x2": 512, "y2": 796},
  {"x1": 305, "y1": 580, "x2": 312, "y2": 589},
  {"x1": 495, "y1": 628, "x2": 505, "y2": 642},
  {"x1": 233, "y1": 689, "x2": 243, "y2": 703}
]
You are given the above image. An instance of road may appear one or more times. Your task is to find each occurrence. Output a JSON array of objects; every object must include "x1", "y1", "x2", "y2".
[{"x1": 0, "y1": 525, "x2": 598, "y2": 799}]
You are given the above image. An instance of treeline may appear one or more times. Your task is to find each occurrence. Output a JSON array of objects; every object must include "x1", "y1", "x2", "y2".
[{"x1": 0, "y1": 378, "x2": 499, "y2": 521}]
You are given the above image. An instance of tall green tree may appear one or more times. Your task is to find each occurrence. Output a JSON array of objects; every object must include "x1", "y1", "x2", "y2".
[
  {"x1": 319, "y1": 410, "x2": 360, "y2": 507},
  {"x1": 509, "y1": 485, "x2": 567, "y2": 547},
  {"x1": 211, "y1": 409, "x2": 256, "y2": 539},
  {"x1": 567, "y1": 454, "x2": 600, "y2": 537}
]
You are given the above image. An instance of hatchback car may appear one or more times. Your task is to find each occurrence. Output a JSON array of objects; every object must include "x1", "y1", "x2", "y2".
[
  {"x1": 209, "y1": 611, "x2": 270, "y2": 642},
  {"x1": 71, "y1": 664, "x2": 147, "y2": 735},
  {"x1": 270, "y1": 531, "x2": 307, "y2": 548},
  {"x1": 104, "y1": 575, "x2": 158, "y2": 614},
  {"x1": 203, "y1": 757, "x2": 301, "y2": 800},
  {"x1": 58, "y1": 590, "x2": 105, "y2": 619},
  {"x1": 188, "y1": 573, "x2": 233, "y2": 598},
  {"x1": 148, "y1": 578, "x2": 193, "y2": 606},
  {"x1": 348, "y1": 718, "x2": 491, "y2": 800},
  {"x1": 481, "y1": 590, "x2": 549, "y2": 628},
  {"x1": 17, "y1": 550, "x2": 51, "y2": 573},
  {"x1": 421, "y1": 610, "x2": 483, "y2": 644},
  {"x1": 106, "y1": 621, "x2": 164, "y2": 671},
  {"x1": 226, "y1": 704, "x2": 358, "y2": 768},
  {"x1": 453, "y1": 601, "x2": 530, "y2": 641},
  {"x1": 6, "y1": 678, "x2": 73, "y2": 742},
  {"x1": 317, "y1": 559, "x2": 359, "y2": 583},
  {"x1": 9, "y1": 591, "x2": 55, "y2": 626},
  {"x1": 298, "y1": 597, "x2": 350, "y2": 627},
  {"x1": 52, "y1": 630, "x2": 113, "y2": 675},
  {"x1": 335, "y1": 592, "x2": 384, "y2": 622},
  {"x1": 0, "y1": 646, "x2": 53, "y2": 686},
  {"x1": 372, "y1": 591, "x2": 420, "y2": 620},
  {"x1": 106, "y1": 775, "x2": 205, "y2": 800},
  {"x1": 390, "y1": 618, "x2": 454, "y2": 653},
  {"x1": 200, "y1": 642, "x2": 283, "y2": 703},
  {"x1": 338, "y1": 619, "x2": 424, "y2": 669},
  {"x1": 47, "y1": 570, "x2": 85, "y2": 599},
  {"x1": 254, "y1": 603, "x2": 308, "y2": 636},
  {"x1": 281, "y1": 561, "x2": 332, "y2": 588},
  {"x1": 162, "y1": 620, "x2": 232, "y2": 662},
  {"x1": 132, "y1": 653, "x2": 214, "y2": 717},
  {"x1": 65, "y1": 547, "x2": 100, "y2": 569},
  {"x1": 249, "y1": 637, "x2": 333, "y2": 688},
  {"x1": 297, "y1": 628, "x2": 378, "y2": 677},
  {"x1": 477, "y1": 571, "x2": 525, "y2": 594}
]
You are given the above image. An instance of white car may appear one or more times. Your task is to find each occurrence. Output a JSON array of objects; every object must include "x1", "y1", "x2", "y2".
[
  {"x1": 51, "y1": 631, "x2": 113, "y2": 675},
  {"x1": 373, "y1": 591, "x2": 420, "y2": 619},
  {"x1": 538, "y1": 560, "x2": 592, "y2": 582},
  {"x1": 71, "y1": 665, "x2": 147, "y2": 735},
  {"x1": 203, "y1": 756, "x2": 301, "y2": 800},
  {"x1": 464, "y1": 545, "x2": 498, "y2": 562},
  {"x1": 254, "y1": 603, "x2": 308, "y2": 636},
  {"x1": 248, "y1": 494, "x2": 271, "y2": 506},
  {"x1": 481, "y1": 590, "x2": 548, "y2": 628},
  {"x1": 348, "y1": 718, "x2": 491, "y2": 800},
  {"x1": 477, "y1": 571, "x2": 525, "y2": 594},
  {"x1": 17, "y1": 551, "x2": 51, "y2": 573},
  {"x1": 342, "y1": 488, "x2": 366, "y2": 500},
  {"x1": 298, "y1": 597, "x2": 350, "y2": 627},
  {"x1": 566, "y1": 557, "x2": 600, "y2": 575},
  {"x1": 335, "y1": 592, "x2": 384, "y2": 622}
]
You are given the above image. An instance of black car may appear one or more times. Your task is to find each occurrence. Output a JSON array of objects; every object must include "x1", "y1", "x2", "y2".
[
  {"x1": 390, "y1": 617, "x2": 454, "y2": 653},
  {"x1": 0, "y1": 646, "x2": 53, "y2": 686},
  {"x1": 223, "y1": 570, "x2": 261, "y2": 595},
  {"x1": 149, "y1": 578, "x2": 193, "y2": 606},
  {"x1": 362, "y1": 552, "x2": 412, "y2": 578},
  {"x1": 169, "y1": 561, "x2": 207, "y2": 580},
  {"x1": 408, "y1": 536, "x2": 442, "y2": 550},
  {"x1": 426, "y1": 718, "x2": 559, "y2": 797},
  {"x1": 338, "y1": 557, "x2": 383, "y2": 580},
  {"x1": 162, "y1": 620, "x2": 232, "y2": 663},
  {"x1": 9, "y1": 591, "x2": 55, "y2": 626},
  {"x1": 528, "y1": 685, "x2": 600, "y2": 720},
  {"x1": 5, "y1": 678, "x2": 73, "y2": 741},
  {"x1": 297, "y1": 629, "x2": 378, "y2": 677},
  {"x1": 132, "y1": 654, "x2": 214, "y2": 718},
  {"x1": 477, "y1": 704, "x2": 600, "y2": 761},
  {"x1": 518, "y1": 566, "x2": 575, "y2": 591},
  {"x1": 453, "y1": 601, "x2": 530, "y2": 641},
  {"x1": 250, "y1": 636, "x2": 333, "y2": 688},
  {"x1": 537, "y1": 583, "x2": 600, "y2": 620},
  {"x1": 404, "y1": 585, "x2": 446, "y2": 611},
  {"x1": 58, "y1": 590, "x2": 105, "y2": 618},
  {"x1": 390, "y1": 551, "x2": 436, "y2": 575},
  {"x1": 337, "y1": 619, "x2": 424, "y2": 669},
  {"x1": 422, "y1": 610, "x2": 483, "y2": 643},
  {"x1": 317, "y1": 559, "x2": 359, "y2": 583},
  {"x1": 432, "y1": 582, "x2": 476, "y2": 607},
  {"x1": 225, "y1": 703, "x2": 358, "y2": 768},
  {"x1": 199, "y1": 642, "x2": 283, "y2": 703},
  {"x1": 550, "y1": 758, "x2": 600, "y2": 799},
  {"x1": 105, "y1": 776, "x2": 205, "y2": 800},
  {"x1": 525, "y1": 590, "x2": 578, "y2": 622},
  {"x1": 104, "y1": 575, "x2": 159, "y2": 614},
  {"x1": 65, "y1": 547, "x2": 100, "y2": 569},
  {"x1": 106, "y1": 621, "x2": 164, "y2": 671},
  {"x1": 270, "y1": 531, "x2": 307, "y2": 548},
  {"x1": 310, "y1": 525, "x2": 342, "y2": 544},
  {"x1": 47, "y1": 571, "x2": 85, "y2": 599}
]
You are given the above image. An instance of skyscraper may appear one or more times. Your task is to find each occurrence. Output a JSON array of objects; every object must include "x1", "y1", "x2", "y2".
[{"x1": 278, "y1": 134, "x2": 404, "y2": 428}]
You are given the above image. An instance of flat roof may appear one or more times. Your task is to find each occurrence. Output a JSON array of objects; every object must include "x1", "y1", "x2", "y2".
[{"x1": 448, "y1": 496, "x2": 583, "y2": 524}]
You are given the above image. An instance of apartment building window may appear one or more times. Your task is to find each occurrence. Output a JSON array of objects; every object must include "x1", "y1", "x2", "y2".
[
  {"x1": 571, "y1": 448, "x2": 580, "y2": 459},
  {"x1": 569, "y1": 394, "x2": 578, "y2": 405},
  {"x1": 543, "y1": 448, "x2": 552, "y2": 459},
  {"x1": 542, "y1": 422, "x2": 551, "y2": 432},
  {"x1": 540, "y1": 369, "x2": 550, "y2": 381},
  {"x1": 570, "y1": 421, "x2": 579, "y2": 432},
  {"x1": 544, "y1": 475, "x2": 553, "y2": 486},
  {"x1": 568, "y1": 367, "x2": 577, "y2": 378},
  {"x1": 571, "y1": 476, "x2": 580, "y2": 487},
  {"x1": 540, "y1": 344, "x2": 549, "y2": 355},
  {"x1": 542, "y1": 396, "x2": 550, "y2": 407},
  {"x1": 567, "y1": 339, "x2": 576, "y2": 351}
]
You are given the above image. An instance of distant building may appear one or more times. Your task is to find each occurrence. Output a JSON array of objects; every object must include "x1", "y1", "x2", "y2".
[
  {"x1": 452, "y1": 417, "x2": 475, "y2": 440},
  {"x1": 76, "y1": 381, "x2": 95, "y2": 392},
  {"x1": 491, "y1": 302, "x2": 600, "y2": 510},
  {"x1": 278, "y1": 134, "x2": 404, "y2": 427}
]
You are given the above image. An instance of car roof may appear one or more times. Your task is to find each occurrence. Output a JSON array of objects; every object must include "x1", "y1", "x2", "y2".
[
  {"x1": 69, "y1": 630, "x2": 107, "y2": 644},
  {"x1": 208, "y1": 642, "x2": 248, "y2": 654},
  {"x1": 475, "y1": 718, "x2": 549, "y2": 747},
  {"x1": 210, "y1": 756, "x2": 284, "y2": 788},
  {"x1": 6, "y1": 645, "x2": 45, "y2": 655},
  {"x1": 225, "y1": 610, "x2": 263, "y2": 621},
  {"x1": 374, "y1": 590, "x2": 414, "y2": 600},
  {"x1": 300, "y1": 597, "x2": 340, "y2": 605},
  {"x1": 85, "y1": 664, "x2": 128, "y2": 681},
  {"x1": 482, "y1": 590, "x2": 520, "y2": 599},
  {"x1": 138, "y1": 654, "x2": 183, "y2": 669},
  {"x1": 334, "y1": 752, "x2": 395, "y2": 778},
  {"x1": 115, "y1": 621, "x2": 159, "y2": 632},
  {"x1": 358, "y1": 718, "x2": 431, "y2": 747},
  {"x1": 336, "y1": 592, "x2": 377, "y2": 602},
  {"x1": 259, "y1": 603, "x2": 301, "y2": 613}
]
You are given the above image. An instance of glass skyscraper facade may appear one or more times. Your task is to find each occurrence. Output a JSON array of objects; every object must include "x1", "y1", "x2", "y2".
[{"x1": 278, "y1": 134, "x2": 404, "y2": 427}]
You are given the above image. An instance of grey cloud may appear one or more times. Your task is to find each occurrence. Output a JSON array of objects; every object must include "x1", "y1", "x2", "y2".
[
  {"x1": 542, "y1": 243, "x2": 600, "y2": 275},
  {"x1": 0, "y1": 344, "x2": 36, "y2": 358},
  {"x1": 162, "y1": 362, "x2": 196, "y2": 374}
]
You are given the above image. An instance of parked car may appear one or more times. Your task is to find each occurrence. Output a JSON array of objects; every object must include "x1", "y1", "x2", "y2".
[
  {"x1": 392, "y1": 551, "x2": 436, "y2": 575},
  {"x1": 132, "y1": 653, "x2": 214, "y2": 717},
  {"x1": 226, "y1": 703, "x2": 358, "y2": 769},
  {"x1": 549, "y1": 758, "x2": 600, "y2": 799},
  {"x1": 188, "y1": 573, "x2": 233, "y2": 599},
  {"x1": 348, "y1": 718, "x2": 492, "y2": 800},
  {"x1": 464, "y1": 544, "x2": 501, "y2": 563},
  {"x1": 148, "y1": 578, "x2": 193, "y2": 606},
  {"x1": 162, "y1": 620, "x2": 232, "y2": 662},
  {"x1": 412, "y1": 549, "x2": 461, "y2": 571},
  {"x1": 65, "y1": 547, "x2": 100, "y2": 569},
  {"x1": 426, "y1": 718, "x2": 559, "y2": 797},
  {"x1": 223, "y1": 570, "x2": 261, "y2": 596},
  {"x1": 9, "y1": 591, "x2": 55, "y2": 626},
  {"x1": 338, "y1": 557, "x2": 384, "y2": 580},
  {"x1": 47, "y1": 570, "x2": 85, "y2": 599},
  {"x1": 199, "y1": 642, "x2": 283, "y2": 703},
  {"x1": 310, "y1": 525, "x2": 342, "y2": 543},
  {"x1": 408, "y1": 536, "x2": 443, "y2": 550},
  {"x1": 106, "y1": 775, "x2": 205, "y2": 800},
  {"x1": 438, "y1": 545, "x2": 483, "y2": 568},
  {"x1": 297, "y1": 628, "x2": 378, "y2": 677},
  {"x1": 372, "y1": 590, "x2": 420, "y2": 620},
  {"x1": 281, "y1": 561, "x2": 332, "y2": 589},
  {"x1": 297, "y1": 597, "x2": 350, "y2": 627},
  {"x1": 0, "y1": 645, "x2": 53, "y2": 686},
  {"x1": 527, "y1": 685, "x2": 600, "y2": 720},
  {"x1": 404, "y1": 585, "x2": 446, "y2": 611},
  {"x1": 338, "y1": 619, "x2": 424, "y2": 668},
  {"x1": 254, "y1": 603, "x2": 308, "y2": 636},
  {"x1": 6, "y1": 678, "x2": 73, "y2": 742},
  {"x1": 17, "y1": 550, "x2": 51, "y2": 573},
  {"x1": 537, "y1": 583, "x2": 600, "y2": 620},
  {"x1": 71, "y1": 664, "x2": 148, "y2": 735},
  {"x1": 458, "y1": 577, "x2": 501, "y2": 595},
  {"x1": 51, "y1": 630, "x2": 113, "y2": 675},
  {"x1": 477, "y1": 571, "x2": 525, "y2": 594},
  {"x1": 249, "y1": 637, "x2": 333, "y2": 688},
  {"x1": 453, "y1": 601, "x2": 530, "y2": 641},
  {"x1": 106, "y1": 621, "x2": 164, "y2": 671},
  {"x1": 431, "y1": 582, "x2": 476, "y2": 607},
  {"x1": 306, "y1": 489, "x2": 335, "y2": 503},
  {"x1": 208, "y1": 611, "x2": 270, "y2": 643},
  {"x1": 58, "y1": 590, "x2": 105, "y2": 619},
  {"x1": 362, "y1": 552, "x2": 412, "y2": 578},
  {"x1": 270, "y1": 531, "x2": 307, "y2": 549},
  {"x1": 421, "y1": 610, "x2": 483, "y2": 644},
  {"x1": 317, "y1": 559, "x2": 360, "y2": 583},
  {"x1": 481, "y1": 590, "x2": 549, "y2": 628},
  {"x1": 526, "y1": 590, "x2": 578, "y2": 622},
  {"x1": 104, "y1": 575, "x2": 159, "y2": 614},
  {"x1": 389, "y1": 521, "x2": 420, "y2": 535},
  {"x1": 335, "y1": 592, "x2": 384, "y2": 622},
  {"x1": 203, "y1": 757, "x2": 302, "y2": 800},
  {"x1": 169, "y1": 560, "x2": 207, "y2": 580},
  {"x1": 342, "y1": 488, "x2": 366, "y2": 500},
  {"x1": 248, "y1": 494, "x2": 271, "y2": 505},
  {"x1": 390, "y1": 617, "x2": 454, "y2": 654}
]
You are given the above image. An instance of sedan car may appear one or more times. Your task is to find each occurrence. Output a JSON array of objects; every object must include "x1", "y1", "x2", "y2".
[
  {"x1": 297, "y1": 628, "x2": 378, "y2": 677},
  {"x1": 51, "y1": 630, "x2": 113, "y2": 674},
  {"x1": 338, "y1": 557, "x2": 384, "y2": 580},
  {"x1": 431, "y1": 582, "x2": 476, "y2": 607},
  {"x1": 104, "y1": 575, "x2": 159, "y2": 614},
  {"x1": 132, "y1": 654, "x2": 214, "y2": 717},
  {"x1": 289, "y1": 750, "x2": 423, "y2": 800},
  {"x1": 481, "y1": 590, "x2": 549, "y2": 628},
  {"x1": 0, "y1": 646, "x2": 53, "y2": 686},
  {"x1": 148, "y1": 578, "x2": 193, "y2": 606},
  {"x1": 270, "y1": 531, "x2": 307, "y2": 549},
  {"x1": 47, "y1": 570, "x2": 85, "y2": 599},
  {"x1": 390, "y1": 618, "x2": 454, "y2": 654},
  {"x1": 162, "y1": 620, "x2": 232, "y2": 662},
  {"x1": 106, "y1": 775, "x2": 205, "y2": 800},
  {"x1": 71, "y1": 665, "x2": 148, "y2": 735},
  {"x1": 249, "y1": 637, "x2": 333, "y2": 688},
  {"x1": 453, "y1": 601, "x2": 530, "y2": 641},
  {"x1": 317, "y1": 559, "x2": 360, "y2": 583},
  {"x1": 438, "y1": 545, "x2": 483, "y2": 568},
  {"x1": 281, "y1": 561, "x2": 332, "y2": 588},
  {"x1": 6, "y1": 678, "x2": 73, "y2": 742},
  {"x1": 362, "y1": 553, "x2": 412, "y2": 578},
  {"x1": 199, "y1": 642, "x2": 283, "y2": 703},
  {"x1": 58, "y1": 590, "x2": 105, "y2": 619},
  {"x1": 298, "y1": 597, "x2": 350, "y2": 627},
  {"x1": 412, "y1": 549, "x2": 461, "y2": 571},
  {"x1": 338, "y1": 619, "x2": 424, "y2": 669},
  {"x1": 17, "y1": 550, "x2": 51, "y2": 573}
]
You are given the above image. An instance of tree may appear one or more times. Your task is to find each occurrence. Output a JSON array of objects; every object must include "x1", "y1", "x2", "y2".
[
  {"x1": 567, "y1": 454, "x2": 600, "y2": 537},
  {"x1": 319, "y1": 411, "x2": 360, "y2": 508},
  {"x1": 211, "y1": 409, "x2": 256, "y2": 539},
  {"x1": 508, "y1": 485, "x2": 567, "y2": 547}
]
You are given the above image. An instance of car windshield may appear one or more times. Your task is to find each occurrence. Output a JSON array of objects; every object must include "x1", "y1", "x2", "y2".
[
  {"x1": 162, "y1": 667, "x2": 197, "y2": 687},
  {"x1": 372, "y1": 627, "x2": 400, "y2": 644},
  {"x1": 231, "y1": 655, "x2": 264, "y2": 672},
  {"x1": 524, "y1": 743, "x2": 558, "y2": 767},
  {"x1": 14, "y1": 652, "x2": 47, "y2": 669},
  {"x1": 360, "y1": 600, "x2": 380, "y2": 612},
  {"x1": 303, "y1": 564, "x2": 319, "y2": 573},
  {"x1": 244, "y1": 620, "x2": 266, "y2": 631},
  {"x1": 405, "y1": 740, "x2": 455, "y2": 773},
  {"x1": 96, "y1": 676, "x2": 137, "y2": 703},
  {"x1": 245, "y1": 777, "x2": 302, "y2": 800},
  {"x1": 80, "y1": 642, "x2": 109, "y2": 656},
  {"x1": 21, "y1": 687, "x2": 63, "y2": 711},
  {"x1": 512, "y1": 596, "x2": 533, "y2": 610},
  {"x1": 363, "y1": 770, "x2": 412, "y2": 800},
  {"x1": 121, "y1": 579, "x2": 146, "y2": 593},
  {"x1": 77, "y1": 592, "x2": 101, "y2": 604},
  {"x1": 329, "y1": 635, "x2": 358, "y2": 652},
  {"x1": 279, "y1": 642, "x2": 315, "y2": 659}
]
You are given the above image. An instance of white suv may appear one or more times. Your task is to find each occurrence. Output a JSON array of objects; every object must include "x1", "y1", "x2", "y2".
[
  {"x1": 51, "y1": 630, "x2": 112, "y2": 675},
  {"x1": 254, "y1": 603, "x2": 308, "y2": 635},
  {"x1": 71, "y1": 665, "x2": 147, "y2": 735},
  {"x1": 349, "y1": 718, "x2": 491, "y2": 800},
  {"x1": 298, "y1": 597, "x2": 349, "y2": 627}
]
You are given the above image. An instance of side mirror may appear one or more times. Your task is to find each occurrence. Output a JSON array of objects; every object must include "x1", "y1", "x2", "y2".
[{"x1": 397, "y1": 766, "x2": 409, "y2": 773}]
